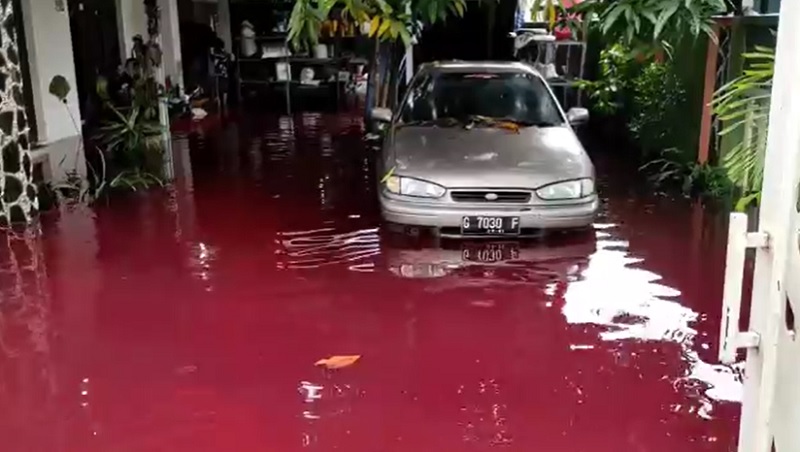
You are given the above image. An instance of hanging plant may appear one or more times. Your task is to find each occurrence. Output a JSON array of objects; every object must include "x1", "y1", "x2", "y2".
[
  {"x1": 287, "y1": 0, "x2": 466, "y2": 50},
  {"x1": 143, "y1": 0, "x2": 161, "y2": 39}
]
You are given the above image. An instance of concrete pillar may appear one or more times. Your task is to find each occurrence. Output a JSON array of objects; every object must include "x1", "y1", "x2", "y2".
[
  {"x1": 160, "y1": 0, "x2": 184, "y2": 88},
  {"x1": 217, "y1": 0, "x2": 233, "y2": 53},
  {"x1": 116, "y1": 0, "x2": 184, "y2": 88},
  {"x1": 19, "y1": 0, "x2": 85, "y2": 182},
  {"x1": 115, "y1": 0, "x2": 147, "y2": 61}
]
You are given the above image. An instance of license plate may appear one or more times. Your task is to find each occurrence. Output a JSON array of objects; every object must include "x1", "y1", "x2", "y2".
[
  {"x1": 460, "y1": 216, "x2": 520, "y2": 235},
  {"x1": 462, "y1": 242, "x2": 520, "y2": 263}
]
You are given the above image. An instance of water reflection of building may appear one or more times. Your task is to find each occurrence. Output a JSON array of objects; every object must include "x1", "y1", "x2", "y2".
[{"x1": 0, "y1": 223, "x2": 94, "y2": 450}]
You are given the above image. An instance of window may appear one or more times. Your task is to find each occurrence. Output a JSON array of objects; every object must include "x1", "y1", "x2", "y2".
[
  {"x1": 399, "y1": 71, "x2": 564, "y2": 126},
  {"x1": 754, "y1": 0, "x2": 781, "y2": 14}
]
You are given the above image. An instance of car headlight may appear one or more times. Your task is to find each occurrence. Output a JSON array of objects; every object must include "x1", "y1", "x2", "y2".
[
  {"x1": 385, "y1": 176, "x2": 446, "y2": 198},
  {"x1": 536, "y1": 178, "x2": 595, "y2": 200}
]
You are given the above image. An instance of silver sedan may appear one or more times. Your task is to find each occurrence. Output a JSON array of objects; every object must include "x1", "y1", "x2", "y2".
[{"x1": 372, "y1": 61, "x2": 598, "y2": 238}]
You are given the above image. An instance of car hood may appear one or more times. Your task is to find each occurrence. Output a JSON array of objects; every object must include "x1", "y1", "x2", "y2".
[{"x1": 389, "y1": 125, "x2": 593, "y2": 188}]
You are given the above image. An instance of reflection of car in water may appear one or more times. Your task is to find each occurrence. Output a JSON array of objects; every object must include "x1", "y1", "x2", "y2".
[{"x1": 380, "y1": 230, "x2": 597, "y2": 282}]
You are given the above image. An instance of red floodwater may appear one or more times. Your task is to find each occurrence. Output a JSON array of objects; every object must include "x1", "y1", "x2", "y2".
[{"x1": 0, "y1": 113, "x2": 740, "y2": 451}]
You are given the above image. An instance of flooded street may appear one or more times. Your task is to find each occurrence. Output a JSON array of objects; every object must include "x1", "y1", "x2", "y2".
[{"x1": 0, "y1": 113, "x2": 741, "y2": 451}]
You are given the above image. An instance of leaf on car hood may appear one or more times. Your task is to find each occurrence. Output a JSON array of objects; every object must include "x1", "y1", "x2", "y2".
[{"x1": 495, "y1": 121, "x2": 521, "y2": 134}]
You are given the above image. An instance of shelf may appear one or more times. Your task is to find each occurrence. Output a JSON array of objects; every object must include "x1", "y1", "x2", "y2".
[
  {"x1": 239, "y1": 56, "x2": 288, "y2": 62},
  {"x1": 234, "y1": 34, "x2": 362, "y2": 43},
  {"x1": 238, "y1": 56, "x2": 348, "y2": 64},
  {"x1": 240, "y1": 79, "x2": 281, "y2": 85},
  {"x1": 240, "y1": 79, "x2": 347, "y2": 86},
  {"x1": 235, "y1": 35, "x2": 288, "y2": 41},
  {"x1": 288, "y1": 56, "x2": 345, "y2": 64}
]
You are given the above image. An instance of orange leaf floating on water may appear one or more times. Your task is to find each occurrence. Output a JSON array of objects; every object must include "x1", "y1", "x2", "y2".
[{"x1": 315, "y1": 355, "x2": 361, "y2": 369}]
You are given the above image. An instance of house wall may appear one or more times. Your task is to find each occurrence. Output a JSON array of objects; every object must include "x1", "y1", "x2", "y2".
[
  {"x1": 1, "y1": 0, "x2": 39, "y2": 223},
  {"x1": 19, "y1": 0, "x2": 81, "y2": 143},
  {"x1": 18, "y1": 0, "x2": 85, "y2": 183}
]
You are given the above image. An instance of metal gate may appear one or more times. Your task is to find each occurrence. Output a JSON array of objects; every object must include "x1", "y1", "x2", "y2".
[{"x1": 718, "y1": 1, "x2": 800, "y2": 451}]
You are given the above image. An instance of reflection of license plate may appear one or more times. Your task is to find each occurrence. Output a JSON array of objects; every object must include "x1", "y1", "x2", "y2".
[
  {"x1": 462, "y1": 242, "x2": 521, "y2": 263},
  {"x1": 461, "y1": 216, "x2": 521, "y2": 235}
]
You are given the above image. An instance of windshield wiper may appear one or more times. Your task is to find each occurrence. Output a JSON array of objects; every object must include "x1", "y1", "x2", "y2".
[
  {"x1": 465, "y1": 116, "x2": 561, "y2": 128},
  {"x1": 397, "y1": 117, "x2": 462, "y2": 128},
  {"x1": 525, "y1": 120, "x2": 562, "y2": 128},
  {"x1": 398, "y1": 116, "x2": 562, "y2": 129}
]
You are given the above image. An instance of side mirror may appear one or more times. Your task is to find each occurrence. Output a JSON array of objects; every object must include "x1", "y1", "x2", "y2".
[
  {"x1": 566, "y1": 107, "x2": 589, "y2": 125},
  {"x1": 371, "y1": 107, "x2": 393, "y2": 123}
]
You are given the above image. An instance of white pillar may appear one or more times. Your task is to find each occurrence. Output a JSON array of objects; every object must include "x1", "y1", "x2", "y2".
[
  {"x1": 19, "y1": 0, "x2": 85, "y2": 181},
  {"x1": 160, "y1": 0, "x2": 184, "y2": 88},
  {"x1": 217, "y1": 0, "x2": 233, "y2": 53},
  {"x1": 737, "y1": 0, "x2": 800, "y2": 451},
  {"x1": 405, "y1": 44, "x2": 414, "y2": 84},
  {"x1": 116, "y1": 0, "x2": 184, "y2": 89},
  {"x1": 115, "y1": 0, "x2": 147, "y2": 61}
]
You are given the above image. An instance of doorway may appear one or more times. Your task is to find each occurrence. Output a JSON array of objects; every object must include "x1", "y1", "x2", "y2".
[{"x1": 67, "y1": 0, "x2": 122, "y2": 122}]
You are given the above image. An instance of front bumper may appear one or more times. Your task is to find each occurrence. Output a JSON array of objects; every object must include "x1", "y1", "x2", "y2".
[{"x1": 380, "y1": 194, "x2": 599, "y2": 233}]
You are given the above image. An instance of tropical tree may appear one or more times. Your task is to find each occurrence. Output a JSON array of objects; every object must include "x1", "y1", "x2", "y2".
[
  {"x1": 711, "y1": 45, "x2": 774, "y2": 210},
  {"x1": 571, "y1": 0, "x2": 729, "y2": 58}
]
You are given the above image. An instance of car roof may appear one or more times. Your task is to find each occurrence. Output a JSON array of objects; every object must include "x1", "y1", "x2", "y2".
[{"x1": 420, "y1": 60, "x2": 542, "y2": 77}]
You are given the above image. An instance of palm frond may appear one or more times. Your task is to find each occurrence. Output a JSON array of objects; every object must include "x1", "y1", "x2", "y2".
[{"x1": 712, "y1": 45, "x2": 774, "y2": 199}]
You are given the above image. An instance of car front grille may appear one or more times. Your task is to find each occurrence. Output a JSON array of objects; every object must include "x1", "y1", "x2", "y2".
[{"x1": 450, "y1": 190, "x2": 532, "y2": 203}]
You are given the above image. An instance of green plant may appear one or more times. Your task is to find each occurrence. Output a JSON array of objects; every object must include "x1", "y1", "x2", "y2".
[
  {"x1": 51, "y1": 147, "x2": 112, "y2": 202},
  {"x1": 711, "y1": 45, "x2": 774, "y2": 211},
  {"x1": 576, "y1": 44, "x2": 636, "y2": 115},
  {"x1": 94, "y1": 105, "x2": 165, "y2": 177},
  {"x1": 573, "y1": 0, "x2": 728, "y2": 57},
  {"x1": 640, "y1": 148, "x2": 732, "y2": 198},
  {"x1": 628, "y1": 60, "x2": 686, "y2": 156},
  {"x1": 36, "y1": 182, "x2": 58, "y2": 212},
  {"x1": 288, "y1": 0, "x2": 466, "y2": 49},
  {"x1": 45, "y1": 75, "x2": 100, "y2": 204}
]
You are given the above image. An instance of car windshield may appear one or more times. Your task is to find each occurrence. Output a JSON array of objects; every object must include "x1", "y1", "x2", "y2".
[{"x1": 398, "y1": 71, "x2": 564, "y2": 127}]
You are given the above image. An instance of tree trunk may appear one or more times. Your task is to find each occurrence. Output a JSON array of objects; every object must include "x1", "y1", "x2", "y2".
[
  {"x1": 0, "y1": 0, "x2": 38, "y2": 226},
  {"x1": 366, "y1": 35, "x2": 381, "y2": 114}
]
